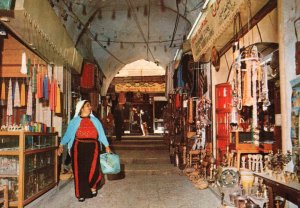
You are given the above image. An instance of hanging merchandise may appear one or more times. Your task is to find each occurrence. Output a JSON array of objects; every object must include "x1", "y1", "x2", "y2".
[
  {"x1": 26, "y1": 58, "x2": 31, "y2": 81},
  {"x1": 50, "y1": 79, "x2": 57, "y2": 111},
  {"x1": 36, "y1": 68, "x2": 44, "y2": 99},
  {"x1": 175, "y1": 93, "x2": 181, "y2": 109},
  {"x1": 20, "y1": 52, "x2": 27, "y2": 74},
  {"x1": 242, "y1": 59, "x2": 253, "y2": 106},
  {"x1": 80, "y1": 63, "x2": 95, "y2": 89},
  {"x1": 118, "y1": 92, "x2": 126, "y2": 104},
  {"x1": 14, "y1": 81, "x2": 21, "y2": 107},
  {"x1": 177, "y1": 65, "x2": 184, "y2": 88},
  {"x1": 295, "y1": 18, "x2": 300, "y2": 74},
  {"x1": 261, "y1": 64, "x2": 270, "y2": 111},
  {"x1": 251, "y1": 46, "x2": 260, "y2": 146},
  {"x1": 26, "y1": 81, "x2": 33, "y2": 116},
  {"x1": 7, "y1": 79, "x2": 13, "y2": 116},
  {"x1": 43, "y1": 75, "x2": 49, "y2": 101},
  {"x1": 55, "y1": 85, "x2": 61, "y2": 114},
  {"x1": 20, "y1": 82, "x2": 26, "y2": 106},
  {"x1": 1, "y1": 80, "x2": 5, "y2": 101},
  {"x1": 188, "y1": 98, "x2": 193, "y2": 124},
  {"x1": 31, "y1": 65, "x2": 37, "y2": 93}
]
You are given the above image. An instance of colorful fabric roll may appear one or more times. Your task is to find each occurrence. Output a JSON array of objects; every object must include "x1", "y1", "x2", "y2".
[
  {"x1": 14, "y1": 81, "x2": 21, "y2": 107},
  {"x1": 43, "y1": 75, "x2": 49, "y2": 100},
  {"x1": 26, "y1": 81, "x2": 33, "y2": 116},
  {"x1": 7, "y1": 79, "x2": 13, "y2": 116},
  {"x1": 1, "y1": 81, "x2": 5, "y2": 101},
  {"x1": 175, "y1": 93, "x2": 181, "y2": 109},
  {"x1": 36, "y1": 72, "x2": 43, "y2": 99},
  {"x1": 188, "y1": 98, "x2": 193, "y2": 124},
  {"x1": 20, "y1": 83, "x2": 26, "y2": 106},
  {"x1": 31, "y1": 66, "x2": 37, "y2": 93},
  {"x1": 55, "y1": 85, "x2": 61, "y2": 114},
  {"x1": 21, "y1": 52, "x2": 27, "y2": 74},
  {"x1": 27, "y1": 58, "x2": 31, "y2": 77},
  {"x1": 177, "y1": 65, "x2": 184, "y2": 88},
  {"x1": 50, "y1": 79, "x2": 57, "y2": 111}
]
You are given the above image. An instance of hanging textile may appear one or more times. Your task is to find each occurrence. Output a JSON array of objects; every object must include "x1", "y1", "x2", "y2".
[
  {"x1": 1, "y1": 81, "x2": 5, "y2": 101},
  {"x1": 26, "y1": 81, "x2": 33, "y2": 116},
  {"x1": 36, "y1": 71, "x2": 44, "y2": 99},
  {"x1": 20, "y1": 52, "x2": 27, "y2": 74},
  {"x1": 118, "y1": 92, "x2": 126, "y2": 104},
  {"x1": 14, "y1": 81, "x2": 21, "y2": 107},
  {"x1": 175, "y1": 93, "x2": 181, "y2": 109},
  {"x1": 50, "y1": 79, "x2": 57, "y2": 111},
  {"x1": 43, "y1": 75, "x2": 49, "y2": 100},
  {"x1": 7, "y1": 79, "x2": 13, "y2": 116},
  {"x1": 80, "y1": 63, "x2": 95, "y2": 89},
  {"x1": 31, "y1": 66, "x2": 37, "y2": 93},
  {"x1": 177, "y1": 65, "x2": 184, "y2": 88},
  {"x1": 20, "y1": 83, "x2": 26, "y2": 106},
  {"x1": 55, "y1": 85, "x2": 61, "y2": 114},
  {"x1": 242, "y1": 60, "x2": 253, "y2": 106},
  {"x1": 188, "y1": 98, "x2": 193, "y2": 124}
]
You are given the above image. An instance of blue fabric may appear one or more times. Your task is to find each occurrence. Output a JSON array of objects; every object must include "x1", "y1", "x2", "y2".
[
  {"x1": 100, "y1": 153, "x2": 121, "y2": 174},
  {"x1": 177, "y1": 65, "x2": 184, "y2": 88},
  {"x1": 60, "y1": 116, "x2": 109, "y2": 150},
  {"x1": 43, "y1": 76, "x2": 48, "y2": 100}
]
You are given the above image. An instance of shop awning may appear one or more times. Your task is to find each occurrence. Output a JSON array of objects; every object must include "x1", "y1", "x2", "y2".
[
  {"x1": 190, "y1": 0, "x2": 269, "y2": 62},
  {"x1": 0, "y1": 0, "x2": 83, "y2": 73}
]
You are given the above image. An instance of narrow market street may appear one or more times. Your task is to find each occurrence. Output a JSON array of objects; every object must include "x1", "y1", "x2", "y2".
[{"x1": 26, "y1": 136, "x2": 220, "y2": 208}]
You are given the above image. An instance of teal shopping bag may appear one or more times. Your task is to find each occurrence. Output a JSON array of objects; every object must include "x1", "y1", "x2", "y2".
[{"x1": 100, "y1": 153, "x2": 121, "y2": 174}]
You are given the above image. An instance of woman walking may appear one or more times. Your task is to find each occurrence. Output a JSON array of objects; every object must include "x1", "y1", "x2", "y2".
[{"x1": 58, "y1": 100, "x2": 111, "y2": 202}]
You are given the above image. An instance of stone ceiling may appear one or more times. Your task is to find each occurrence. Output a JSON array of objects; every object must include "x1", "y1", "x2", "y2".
[{"x1": 49, "y1": 0, "x2": 204, "y2": 93}]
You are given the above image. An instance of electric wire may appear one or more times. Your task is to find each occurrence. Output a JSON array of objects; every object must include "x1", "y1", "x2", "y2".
[
  {"x1": 170, "y1": 1, "x2": 180, "y2": 47},
  {"x1": 126, "y1": 0, "x2": 156, "y2": 61}
]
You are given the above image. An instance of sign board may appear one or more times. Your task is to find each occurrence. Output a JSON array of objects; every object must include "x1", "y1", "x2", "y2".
[
  {"x1": 115, "y1": 83, "x2": 165, "y2": 93},
  {"x1": 191, "y1": 0, "x2": 246, "y2": 62}
]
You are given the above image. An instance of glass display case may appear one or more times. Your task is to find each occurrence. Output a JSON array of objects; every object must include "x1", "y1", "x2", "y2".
[{"x1": 0, "y1": 131, "x2": 58, "y2": 208}]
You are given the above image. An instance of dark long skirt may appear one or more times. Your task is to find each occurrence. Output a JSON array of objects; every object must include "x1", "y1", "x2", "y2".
[{"x1": 71, "y1": 138, "x2": 102, "y2": 199}]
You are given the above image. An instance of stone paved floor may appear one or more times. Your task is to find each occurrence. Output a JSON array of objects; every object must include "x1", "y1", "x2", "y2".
[{"x1": 26, "y1": 173, "x2": 220, "y2": 208}]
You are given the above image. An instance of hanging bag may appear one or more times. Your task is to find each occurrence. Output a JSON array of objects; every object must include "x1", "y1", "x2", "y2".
[
  {"x1": 295, "y1": 17, "x2": 300, "y2": 75},
  {"x1": 100, "y1": 153, "x2": 121, "y2": 174}
]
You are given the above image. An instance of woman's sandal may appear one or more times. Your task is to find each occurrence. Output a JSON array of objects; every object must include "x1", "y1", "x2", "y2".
[
  {"x1": 78, "y1": 198, "x2": 85, "y2": 202},
  {"x1": 92, "y1": 191, "x2": 97, "y2": 197}
]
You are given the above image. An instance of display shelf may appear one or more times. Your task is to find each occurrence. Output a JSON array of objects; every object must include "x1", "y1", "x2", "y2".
[
  {"x1": 25, "y1": 164, "x2": 54, "y2": 174},
  {"x1": 23, "y1": 183, "x2": 56, "y2": 205},
  {"x1": 0, "y1": 131, "x2": 58, "y2": 208},
  {"x1": 0, "y1": 185, "x2": 8, "y2": 208},
  {"x1": 0, "y1": 151, "x2": 19, "y2": 156},
  {"x1": 25, "y1": 147, "x2": 57, "y2": 155},
  {"x1": 0, "y1": 174, "x2": 18, "y2": 178}
]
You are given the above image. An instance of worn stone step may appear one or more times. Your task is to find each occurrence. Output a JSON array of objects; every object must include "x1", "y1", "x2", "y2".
[
  {"x1": 112, "y1": 144, "x2": 168, "y2": 150},
  {"x1": 112, "y1": 140, "x2": 165, "y2": 146},
  {"x1": 111, "y1": 135, "x2": 164, "y2": 140},
  {"x1": 120, "y1": 157, "x2": 170, "y2": 164},
  {"x1": 123, "y1": 164, "x2": 178, "y2": 175}
]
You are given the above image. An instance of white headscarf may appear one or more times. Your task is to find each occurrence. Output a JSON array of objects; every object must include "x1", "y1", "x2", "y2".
[{"x1": 74, "y1": 100, "x2": 87, "y2": 118}]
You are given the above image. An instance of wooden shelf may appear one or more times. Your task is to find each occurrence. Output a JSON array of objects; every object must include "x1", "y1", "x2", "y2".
[
  {"x1": 0, "y1": 131, "x2": 58, "y2": 208},
  {"x1": 9, "y1": 200, "x2": 18, "y2": 207},
  {"x1": 23, "y1": 183, "x2": 56, "y2": 206},
  {"x1": 26, "y1": 164, "x2": 54, "y2": 174},
  {"x1": 25, "y1": 147, "x2": 57, "y2": 155},
  {"x1": 0, "y1": 150, "x2": 19, "y2": 155},
  {"x1": 0, "y1": 131, "x2": 57, "y2": 136},
  {"x1": 0, "y1": 173, "x2": 18, "y2": 178}
]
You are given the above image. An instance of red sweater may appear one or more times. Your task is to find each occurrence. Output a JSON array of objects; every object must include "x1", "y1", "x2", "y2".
[{"x1": 76, "y1": 117, "x2": 98, "y2": 139}]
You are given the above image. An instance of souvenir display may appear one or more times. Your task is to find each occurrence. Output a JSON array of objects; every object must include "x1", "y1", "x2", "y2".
[{"x1": 0, "y1": 131, "x2": 58, "y2": 207}]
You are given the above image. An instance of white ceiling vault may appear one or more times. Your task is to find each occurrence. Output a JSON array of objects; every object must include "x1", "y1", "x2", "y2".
[{"x1": 49, "y1": 0, "x2": 204, "y2": 94}]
